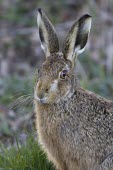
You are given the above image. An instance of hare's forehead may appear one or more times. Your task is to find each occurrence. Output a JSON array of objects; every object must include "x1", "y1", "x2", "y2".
[{"x1": 41, "y1": 59, "x2": 66, "y2": 75}]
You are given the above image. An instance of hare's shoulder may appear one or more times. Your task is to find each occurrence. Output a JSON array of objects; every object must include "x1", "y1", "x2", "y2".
[
  {"x1": 77, "y1": 88, "x2": 113, "y2": 109},
  {"x1": 77, "y1": 87, "x2": 113, "y2": 113}
]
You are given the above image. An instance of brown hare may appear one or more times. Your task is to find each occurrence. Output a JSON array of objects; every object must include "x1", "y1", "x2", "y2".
[{"x1": 34, "y1": 8, "x2": 113, "y2": 170}]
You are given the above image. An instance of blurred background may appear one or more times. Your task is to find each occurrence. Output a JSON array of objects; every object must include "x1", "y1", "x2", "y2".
[{"x1": 0, "y1": 0, "x2": 113, "y2": 147}]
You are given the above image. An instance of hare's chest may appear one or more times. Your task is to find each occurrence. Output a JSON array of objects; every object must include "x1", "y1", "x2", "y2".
[
  {"x1": 36, "y1": 109, "x2": 62, "y2": 161},
  {"x1": 36, "y1": 106, "x2": 60, "y2": 145}
]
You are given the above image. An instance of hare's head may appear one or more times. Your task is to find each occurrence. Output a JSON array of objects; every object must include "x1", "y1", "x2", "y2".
[{"x1": 34, "y1": 9, "x2": 92, "y2": 104}]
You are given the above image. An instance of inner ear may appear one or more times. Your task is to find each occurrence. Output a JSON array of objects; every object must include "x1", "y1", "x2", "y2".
[
  {"x1": 37, "y1": 9, "x2": 59, "y2": 57},
  {"x1": 62, "y1": 14, "x2": 92, "y2": 64}
]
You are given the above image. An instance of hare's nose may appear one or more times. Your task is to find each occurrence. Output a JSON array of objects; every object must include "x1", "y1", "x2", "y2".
[
  {"x1": 37, "y1": 88, "x2": 49, "y2": 99},
  {"x1": 37, "y1": 92, "x2": 44, "y2": 99}
]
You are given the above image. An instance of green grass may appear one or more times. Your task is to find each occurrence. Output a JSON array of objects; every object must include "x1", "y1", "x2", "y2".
[{"x1": 0, "y1": 135, "x2": 55, "y2": 170}]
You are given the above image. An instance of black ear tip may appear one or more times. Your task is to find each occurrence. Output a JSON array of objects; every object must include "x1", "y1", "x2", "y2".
[
  {"x1": 82, "y1": 14, "x2": 92, "y2": 19},
  {"x1": 79, "y1": 14, "x2": 92, "y2": 23},
  {"x1": 84, "y1": 14, "x2": 92, "y2": 18},
  {"x1": 38, "y1": 8, "x2": 42, "y2": 15}
]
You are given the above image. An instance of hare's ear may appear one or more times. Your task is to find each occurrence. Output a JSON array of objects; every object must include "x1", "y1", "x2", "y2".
[
  {"x1": 37, "y1": 9, "x2": 59, "y2": 57},
  {"x1": 63, "y1": 14, "x2": 92, "y2": 65}
]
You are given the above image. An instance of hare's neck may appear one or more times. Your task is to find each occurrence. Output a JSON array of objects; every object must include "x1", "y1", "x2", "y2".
[
  {"x1": 35, "y1": 93, "x2": 76, "y2": 124},
  {"x1": 35, "y1": 101, "x2": 63, "y2": 138},
  {"x1": 35, "y1": 99, "x2": 71, "y2": 126},
  {"x1": 36, "y1": 102, "x2": 61, "y2": 120}
]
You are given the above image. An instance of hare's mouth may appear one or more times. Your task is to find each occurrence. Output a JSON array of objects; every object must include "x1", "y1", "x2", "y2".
[{"x1": 34, "y1": 91, "x2": 47, "y2": 104}]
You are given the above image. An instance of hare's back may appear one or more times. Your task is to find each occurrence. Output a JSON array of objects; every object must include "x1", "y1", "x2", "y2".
[{"x1": 56, "y1": 88, "x2": 113, "y2": 164}]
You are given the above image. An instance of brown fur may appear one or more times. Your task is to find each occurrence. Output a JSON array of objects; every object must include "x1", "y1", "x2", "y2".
[
  {"x1": 34, "y1": 9, "x2": 113, "y2": 170},
  {"x1": 35, "y1": 70, "x2": 113, "y2": 170}
]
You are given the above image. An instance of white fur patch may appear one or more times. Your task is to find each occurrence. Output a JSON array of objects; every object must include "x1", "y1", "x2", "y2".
[
  {"x1": 75, "y1": 46, "x2": 85, "y2": 55},
  {"x1": 82, "y1": 17, "x2": 92, "y2": 33},
  {"x1": 65, "y1": 64, "x2": 70, "y2": 71},
  {"x1": 34, "y1": 91, "x2": 41, "y2": 102},
  {"x1": 50, "y1": 80, "x2": 58, "y2": 91}
]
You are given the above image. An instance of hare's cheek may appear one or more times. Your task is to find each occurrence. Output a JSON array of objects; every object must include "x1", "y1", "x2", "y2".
[
  {"x1": 48, "y1": 93, "x2": 58, "y2": 103},
  {"x1": 58, "y1": 81, "x2": 71, "y2": 95},
  {"x1": 47, "y1": 80, "x2": 60, "y2": 102},
  {"x1": 37, "y1": 80, "x2": 42, "y2": 90},
  {"x1": 50, "y1": 80, "x2": 58, "y2": 93}
]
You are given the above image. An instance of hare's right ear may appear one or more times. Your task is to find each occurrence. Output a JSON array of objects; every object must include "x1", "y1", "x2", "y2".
[
  {"x1": 63, "y1": 14, "x2": 92, "y2": 66},
  {"x1": 37, "y1": 9, "x2": 59, "y2": 57}
]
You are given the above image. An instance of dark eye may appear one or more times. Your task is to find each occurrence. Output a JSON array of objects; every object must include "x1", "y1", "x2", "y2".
[
  {"x1": 37, "y1": 68, "x2": 40, "y2": 74},
  {"x1": 60, "y1": 70, "x2": 68, "y2": 79},
  {"x1": 37, "y1": 66, "x2": 41, "y2": 77}
]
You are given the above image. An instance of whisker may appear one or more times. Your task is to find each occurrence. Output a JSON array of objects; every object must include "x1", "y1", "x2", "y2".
[
  {"x1": 11, "y1": 96, "x2": 32, "y2": 110},
  {"x1": 27, "y1": 100, "x2": 33, "y2": 110},
  {"x1": 10, "y1": 94, "x2": 33, "y2": 109},
  {"x1": 20, "y1": 97, "x2": 34, "y2": 114},
  {"x1": 11, "y1": 93, "x2": 25, "y2": 98},
  {"x1": 24, "y1": 98, "x2": 33, "y2": 108},
  {"x1": 10, "y1": 93, "x2": 33, "y2": 101}
]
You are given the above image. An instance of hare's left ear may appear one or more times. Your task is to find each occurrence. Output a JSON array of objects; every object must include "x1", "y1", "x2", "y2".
[
  {"x1": 37, "y1": 9, "x2": 59, "y2": 58},
  {"x1": 63, "y1": 14, "x2": 92, "y2": 65}
]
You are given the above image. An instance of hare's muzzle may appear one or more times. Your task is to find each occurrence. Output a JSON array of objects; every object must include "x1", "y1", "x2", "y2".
[
  {"x1": 34, "y1": 90, "x2": 48, "y2": 104},
  {"x1": 34, "y1": 81, "x2": 49, "y2": 104}
]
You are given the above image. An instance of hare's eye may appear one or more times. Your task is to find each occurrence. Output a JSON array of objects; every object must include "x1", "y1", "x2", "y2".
[
  {"x1": 60, "y1": 70, "x2": 68, "y2": 79},
  {"x1": 37, "y1": 67, "x2": 41, "y2": 77},
  {"x1": 38, "y1": 68, "x2": 40, "y2": 74}
]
